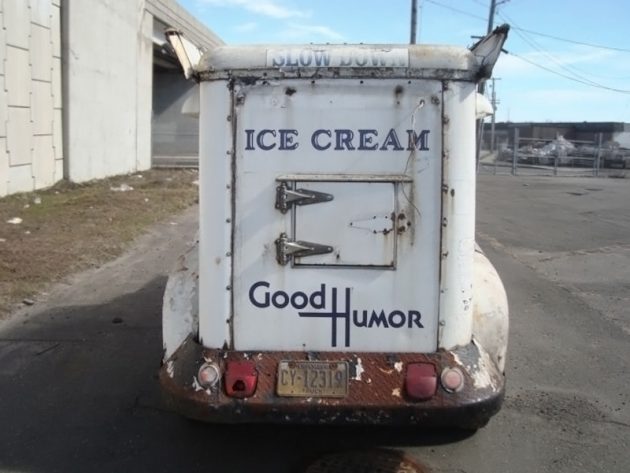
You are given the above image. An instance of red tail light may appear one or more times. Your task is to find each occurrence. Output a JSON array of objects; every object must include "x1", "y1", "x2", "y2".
[
  {"x1": 405, "y1": 363, "x2": 437, "y2": 401},
  {"x1": 224, "y1": 360, "x2": 258, "y2": 398}
]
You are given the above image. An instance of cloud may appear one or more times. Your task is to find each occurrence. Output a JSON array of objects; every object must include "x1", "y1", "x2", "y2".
[
  {"x1": 199, "y1": 0, "x2": 309, "y2": 19},
  {"x1": 280, "y1": 24, "x2": 345, "y2": 42},
  {"x1": 234, "y1": 22, "x2": 258, "y2": 33}
]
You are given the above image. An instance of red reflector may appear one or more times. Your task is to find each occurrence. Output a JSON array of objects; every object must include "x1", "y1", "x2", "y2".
[
  {"x1": 224, "y1": 360, "x2": 258, "y2": 398},
  {"x1": 405, "y1": 363, "x2": 437, "y2": 401}
]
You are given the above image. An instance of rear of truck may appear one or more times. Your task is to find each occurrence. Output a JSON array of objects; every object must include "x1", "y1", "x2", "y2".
[{"x1": 160, "y1": 33, "x2": 509, "y2": 428}]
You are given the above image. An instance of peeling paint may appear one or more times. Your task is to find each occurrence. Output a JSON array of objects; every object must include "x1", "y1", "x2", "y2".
[
  {"x1": 469, "y1": 340, "x2": 500, "y2": 392},
  {"x1": 166, "y1": 360, "x2": 175, "y2": 378},
  {"x1": 352, "y1": 357, "x2": 365, "y2": 381},
  {"x1": 394, "y1": 361, "x2": 404, "y2": 373},
  {"x1": 392, "y1": 388, "x2": 401, "y2": 398},
  {"x1": 192, "y1": 377, "x2": 204, "y2": 392}
]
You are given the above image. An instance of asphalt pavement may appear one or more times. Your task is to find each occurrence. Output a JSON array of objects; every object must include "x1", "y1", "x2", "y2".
[{"x1": 1, "y1": 175, "x2": 629, "y2": 473}]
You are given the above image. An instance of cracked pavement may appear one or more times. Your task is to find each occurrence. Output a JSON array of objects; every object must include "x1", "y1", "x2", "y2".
[{"x1": 0, "y1": 176, "x2": 629, "y2": 472}]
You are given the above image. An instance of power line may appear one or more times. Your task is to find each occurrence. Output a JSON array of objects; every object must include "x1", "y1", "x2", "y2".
[
  {"x1": 508, "y1": 52, "x2": 630, "y2": 94},
  {"x1": 511, "y1": 25, "x2": 630, "y2": 53},
  {"x1": 498, "y1": 9, "x2": 630, "y2": 94},
  {"x1": 424, "y1": 0, "x2": 486, "y2": 21},
  {"x1": 425, "y1": 0, "x2": 630, "y2": 93},
  {"x1": 499, "y1": 11, "x2": 605, "y2": 88},
  {"x1": 426, "y1": 0, "x2": 630, "y2": 53}
]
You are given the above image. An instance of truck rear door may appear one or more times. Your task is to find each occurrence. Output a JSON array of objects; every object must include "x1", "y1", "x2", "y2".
[{"x1": 231, "y1": 78, "x2": 443, "y2": 353}]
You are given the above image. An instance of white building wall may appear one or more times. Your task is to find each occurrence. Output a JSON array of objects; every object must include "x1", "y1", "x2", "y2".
[
  {"x1": 0, "y1": 0, "x2": 220, "y2": 196},
  {"x1": 0, "y1": 0, "x2": 63, "y2": 197},
  {"x1": 63, "y1": 0, "x2": 154, "y2": 182}
]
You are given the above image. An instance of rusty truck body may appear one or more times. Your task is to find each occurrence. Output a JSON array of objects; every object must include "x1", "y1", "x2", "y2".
[{"x1": 160, "y1": 26, "x2": 510, "y2": 429}]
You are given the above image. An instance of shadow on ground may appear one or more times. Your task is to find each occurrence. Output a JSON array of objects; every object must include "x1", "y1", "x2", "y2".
[{"x1": 0, "y1": 278, "x2": 470, "y2": 473}]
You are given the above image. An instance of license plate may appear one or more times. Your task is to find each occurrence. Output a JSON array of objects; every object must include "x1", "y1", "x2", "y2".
[{"x1": 276, "y1": 361, "x2": 348, "y2": 397}]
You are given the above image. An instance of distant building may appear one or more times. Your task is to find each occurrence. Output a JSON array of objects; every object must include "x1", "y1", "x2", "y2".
[
  {"x1": 1, "y1": 0, "x2": 222, "y2": 197},
  {"x1": 487, "y1": 122, "x2": 630, "y2": 150}
]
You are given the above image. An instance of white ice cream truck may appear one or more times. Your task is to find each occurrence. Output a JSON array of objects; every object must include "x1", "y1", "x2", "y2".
[{"x1": 161, "y1": 26, "x2": 509, "y2": 429}]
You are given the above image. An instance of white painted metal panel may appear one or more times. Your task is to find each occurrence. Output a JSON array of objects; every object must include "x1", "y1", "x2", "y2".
[
  {"x1": 438, "y1": 81, "x2": 477, "y2": 349},
  {"x1": 293, "y1": 181, "x2": 397, "y2": 267},
  {"x1": 229, "y1": 79, "x2": 442, "y2": 353},
  {"x1": 198, "y1": 81, "x2": 233, "y2": 349}
]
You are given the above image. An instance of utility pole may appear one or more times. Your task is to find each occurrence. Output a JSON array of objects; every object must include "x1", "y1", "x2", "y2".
[
  {"x1": 487, "y1": 0, "x2": 497, "y2": 34},
  {"x1": 410, "y1": 0, "x2": 418, "y2": 44},
  {"x1": 476, "y1": 0, "x2": 507, "y2": 169},
  {"x1": 490, "y1": 77, "x2": 501, "y2": 152},
  {"x1": 478, "y1": 0, "x2": 507, "y2": 94}
]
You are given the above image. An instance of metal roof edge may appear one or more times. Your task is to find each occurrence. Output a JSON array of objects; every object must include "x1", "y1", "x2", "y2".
[{"x1": 199, "y1": 44, "x2": 476, "y2": 75}]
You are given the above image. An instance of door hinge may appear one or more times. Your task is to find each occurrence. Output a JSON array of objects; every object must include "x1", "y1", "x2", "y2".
[
  {"x1": 275, "y1": 232, "x2": 333, "y2": 266},
  {"x1": 275, "y1": 182, "x2": 333, "y2": 214}
]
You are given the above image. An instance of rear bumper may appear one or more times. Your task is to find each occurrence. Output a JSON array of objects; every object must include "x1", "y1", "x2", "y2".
[{"x1": 159, "y1": 338, "x2": 504, "y2": 428}]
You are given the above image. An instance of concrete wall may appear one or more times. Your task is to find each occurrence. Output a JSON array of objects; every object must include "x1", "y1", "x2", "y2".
[
  {"x1": 63, "y1": 0, "x2": 222, "y2": 183},
  {"x1": 63, "y1": 0, "x2": 153, "y2": 183},
  {"x1": 152, "y1": 69, "x2": 199, "y2": 157},
  {"x1": 0, "y1": 0, "x2": 221, "y2": 195},
  {"x1": 0, "y1": 0, "x2": 63, "y2": 197}
]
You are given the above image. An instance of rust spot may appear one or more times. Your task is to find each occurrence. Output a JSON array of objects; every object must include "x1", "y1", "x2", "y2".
[
  {"x1": 450, "y1": 188, "x2": 455, "y2": 197},
  {"x1": 214, "y1": 257, "x2": 221, "y2": 265},
  {"x1": 394, "y1": 84, "x2": 404, "y2": 95},
  {"x1": 285, "y1": 87, "x2": 297, "y2": 96},
  {"x1": 382, "y1": 228, "x2": 392, "y2": 235},
  {"x1": 431, "y1": 95, "x2": 440, "y2": 105},
  {"x1": 397, "y1": 213, "x2": 406, "y2": 221},
  {"x1": 397, "y1": 226, "x2": 406, "y2": 234}
]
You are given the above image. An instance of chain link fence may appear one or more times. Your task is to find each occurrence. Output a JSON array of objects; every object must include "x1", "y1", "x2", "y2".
[{"x1": 478, "y1": 130, "x2": 629, "y2": 178}]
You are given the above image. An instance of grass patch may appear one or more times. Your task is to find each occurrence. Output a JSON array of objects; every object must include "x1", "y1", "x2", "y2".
[{"x1": 0, "y1": 169, "x2": 198, "y2": 318}]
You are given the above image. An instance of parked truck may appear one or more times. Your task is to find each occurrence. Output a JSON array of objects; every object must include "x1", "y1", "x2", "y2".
[{"x1": 161, "y1": 26, "x2": 510, "y2": 429}]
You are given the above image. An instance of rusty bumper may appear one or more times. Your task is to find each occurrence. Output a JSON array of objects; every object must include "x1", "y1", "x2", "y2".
[{"x1": 159, "y1": 338, "x2": 504, "y2": 429}]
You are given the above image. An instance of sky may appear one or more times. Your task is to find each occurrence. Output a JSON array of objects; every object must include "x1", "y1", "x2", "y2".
[{"x1": 176, "y1": 0, "x2": 630, "y2": 123}]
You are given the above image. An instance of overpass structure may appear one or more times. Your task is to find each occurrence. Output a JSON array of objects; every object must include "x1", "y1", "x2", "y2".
[{"x1": 1, "y1": 0, "x2": 221, "y2": 197}]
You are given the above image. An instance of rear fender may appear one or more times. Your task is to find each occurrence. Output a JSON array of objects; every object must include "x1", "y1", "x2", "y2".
[
  {"x1": 163, "y1": 239, "x2": 199, "y2": 360},
  {"x1": 472, "y1": 245, "x2": 509, "y2": 373}
]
